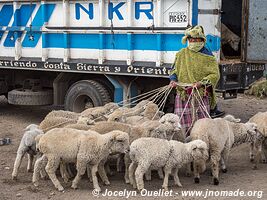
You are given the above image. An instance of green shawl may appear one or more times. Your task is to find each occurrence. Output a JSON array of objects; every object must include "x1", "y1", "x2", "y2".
[{"x1": 170, "y1": 47, "x2": 220, "y2": 109}]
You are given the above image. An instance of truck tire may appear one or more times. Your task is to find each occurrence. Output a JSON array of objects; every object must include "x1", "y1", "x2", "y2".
[
  {"x1": 8, "y1": 89, "x2": 53, "y2": 105},
  {"x1": 92, "y1": 78, "x2": 114, "y2": 101},
  {"x1": 64, "y1": 80, "x2": 111, "y2": 112}
]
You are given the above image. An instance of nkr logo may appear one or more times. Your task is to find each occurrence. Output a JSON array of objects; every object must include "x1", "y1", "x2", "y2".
[
  {"x1": 0, "y1": 2, "x2": 154, "y2": 48},
  {"x1": 0, "y1": 4, "x2": 55, "y2": 48}
]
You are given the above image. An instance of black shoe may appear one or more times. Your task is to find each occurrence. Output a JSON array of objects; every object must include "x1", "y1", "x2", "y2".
[{"x1": 210, "y1": 110, "x2": 225, "y2": 118}]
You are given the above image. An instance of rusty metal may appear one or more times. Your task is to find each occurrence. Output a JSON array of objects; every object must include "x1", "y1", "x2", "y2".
[{"x1": 242, "y1": 0, "x2": 267, "y2": 63}]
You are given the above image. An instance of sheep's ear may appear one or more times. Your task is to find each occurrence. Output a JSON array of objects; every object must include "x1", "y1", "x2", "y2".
[
  {"x1": 158, "y1": 111, "x2": 165, "y2": 117},
  {"x1": 87, "y1": 119, "x2": 95, "y2": 125},
  {"x1": 122, "y1": 116, "x2": 126, "y2": 122},
  {"x1": 185, "y1": 136, "x2": 191, "y2": 143},
  {"x1": 102, "y1": 115, "x2": 108, "y2": 121},
  {"x1": 191, "y1": 144, "x2": 197, "y2": 151},
  {"x1": 24, "y1": 124, "x2": 36, "y2": 131},
  {"x1": 234, "y1": 118, "x2": 241, "y2": 123},
  {"x1": 110, "y1": 135, "x2": 116, "y2": 142}
]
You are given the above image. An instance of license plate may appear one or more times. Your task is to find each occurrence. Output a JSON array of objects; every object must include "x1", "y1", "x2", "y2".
[{"x1": 169, "y1": 12, "x2": 187, "y2": 23}]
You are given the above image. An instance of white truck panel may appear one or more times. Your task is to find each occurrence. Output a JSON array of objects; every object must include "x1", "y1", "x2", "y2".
[{"x1": 0, "y1": 0, "x2": 221, "y2": 65}]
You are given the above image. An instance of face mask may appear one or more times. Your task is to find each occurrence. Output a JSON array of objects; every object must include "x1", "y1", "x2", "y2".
[{"x1": 188, "y1": 42, "x2": 205, "y2": 52}]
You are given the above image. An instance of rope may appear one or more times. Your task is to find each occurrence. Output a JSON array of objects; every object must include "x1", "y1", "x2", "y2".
[
  {"x1": 194, "y1": 87, "x2": 211, "y2": 118},
  {"x1": 193, "y1": 92, "x2": 211, "y2": 118},
  {"x1": 152, "y1": 86, "x2": 173, "y2": 120},
  {"x1": 149, "y1": 86, "x2": 170, "y2": 103},
  {"x1": 152, "y1": 86, "x2": 170, "y2": 104},
  {"x1": 121, "y1": 86, "x2": 170, "y2": 117},
  {"x1": 178, "y1": 88, "x2": 194, "y2": 124},
  {"x1": 42, "y1": 119, "x2": 76, "y2": 132},
  {"x1": 92, "y1": 86, "x2": 170, "y2": 122},
  {"x1": 118, "y1": 86, "x2": 168, "y2": 107}
]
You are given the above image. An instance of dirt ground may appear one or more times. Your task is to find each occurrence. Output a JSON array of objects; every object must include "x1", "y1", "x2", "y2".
[{"x1": 0, "y1": 94, "x2": 267, "y2": 200}]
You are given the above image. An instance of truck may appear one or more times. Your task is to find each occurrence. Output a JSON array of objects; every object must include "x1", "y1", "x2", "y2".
[{"x1": 0, "y1": 0, "x2": 266, "y2": 112}]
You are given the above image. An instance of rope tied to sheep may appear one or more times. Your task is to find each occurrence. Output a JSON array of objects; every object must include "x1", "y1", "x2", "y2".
[{"x1": 175, "y1": 84, "x2": 211, "y2": 136}]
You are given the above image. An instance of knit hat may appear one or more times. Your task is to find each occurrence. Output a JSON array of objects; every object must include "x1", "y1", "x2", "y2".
[{"x1": 182, "y1": 25, "x2": 207, "y2": 44}]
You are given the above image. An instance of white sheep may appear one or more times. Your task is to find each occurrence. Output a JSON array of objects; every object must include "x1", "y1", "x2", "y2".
[
  {"x1": 139, "y1": 113, "x2": 183, "y2": 181},
  {"x1": 89, "y1": 121, "x2": 167, "y2": 143},
  {"x1": 129, "y1": 138, "x2": 208, "y2": 191},
  {"x1": 12, "y1": 124, "x2": 44, "y2": 180},
  {"x1": 81, "y1": 102, "x2": 119, "y2": 120},
  {"x1": 122, "y1": 103, "x2": 164, "y2": 125},
  {"x1": 89, "y1": 121, "x2": 169, "y2": 183},
  {"x1": 107, "y1": 110, "x2": 127, "y2": 123},
  {"x1": 32, "y1": 128, "x2": 129, "y2": 192},
  {"x1": 45, "y1": 110, "x2": 80, "y2": 120},
  {"x1": 39, "y1": 115, "x2": 93, "y2": 132},
  {"x1": 159, "y1": 113, "x2": 184, "y2": 141},
  {"x1": 249, "y1": 112, "x2": 267, "y2": 168},
  {"x1": 107, "y1": 101, "x2": 157, "y2": 123},
  {"x1": 223, "y1": 114, "x2": 241, "y2": 123},
  {"x1": 190, "y1": 118, "x2": 258, "y2": 185}
]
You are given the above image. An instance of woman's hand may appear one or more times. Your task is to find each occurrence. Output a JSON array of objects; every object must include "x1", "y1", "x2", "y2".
[
  {"x1": 193, "y1": 82, "x2": 202, "y2": 88},
  {"x1": 169, "y1": 81, "x2": 178, "y2": 88}
]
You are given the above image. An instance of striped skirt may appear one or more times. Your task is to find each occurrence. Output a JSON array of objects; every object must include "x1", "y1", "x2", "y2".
[{"x1": 174, "y1": 94, "x2": 210, "y2": 136}]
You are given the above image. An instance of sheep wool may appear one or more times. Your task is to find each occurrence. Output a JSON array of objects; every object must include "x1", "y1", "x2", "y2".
[
  {"x1": 12, "y1": 124, "x2": 44, "y2": 180},
  {"x1": 190, "y1": 118, "x2": 258, "y2": 185},
  {"x1": 129, "y1": 138, "x2": 208, "y2": 191},
  {"x1": 249, "y1": 111, "x2": 267, "y2": 168},
  {"x1": 33, "y1": 128, "x2": 129, "y2": 192}
]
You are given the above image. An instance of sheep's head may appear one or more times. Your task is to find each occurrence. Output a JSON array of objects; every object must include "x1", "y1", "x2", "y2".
[
  {"x1": 24, "y1": 124, "x2": 39, "y2": 131},
  {"x1": 229, "y1": 36, "x2": 240, "y2": 51},
  {"x1": 149, "y1": 124, "x2": 167, "y2": 139},
  {"x1": 143, "y1": 103, "x2": 159, "y2": 120},
  {"x1": 244, "y1": 122, "x2": 258, "y2": 136},
  {"x1": 77, "y1": 116, "x2": 95, "y2": 125},
  {"x1": 223, "y1": 115, "x2": 241, "y2": 123},
  {"x1": 159, "y1": 113, "x2": 182, "y2": 133},
  {"x1": 109, "y1": 131, "x2": 130, "y2": 154},
  {"x1": 107, "y1": 110, "x2": 126, "y2": 123},
  {"x1": 24, "y1": 128, "x2": 44, "y2": 154},
  {"x1": 104, "y1": 102, "x2": 119, "y2": 113},
  {"x1": 160, "y1": 123, "x2": 176, "y2": 140},
  {"x1": 189, "y1": 139, "x2": 209, "y2": 162},
  {"x1": 135, "y1": 100, "x2": 150, "y2": 109}
]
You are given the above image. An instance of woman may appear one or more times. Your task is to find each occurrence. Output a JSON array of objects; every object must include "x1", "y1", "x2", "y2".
[{"x1": 169, "y1": 26, "x2": 220, "y2": 135}]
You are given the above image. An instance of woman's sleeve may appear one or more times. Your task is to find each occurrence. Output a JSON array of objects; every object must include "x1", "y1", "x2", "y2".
[
  {"x1": 200, "y1": 56, "x2": 220, "y2": 87},
  {"x1": 169, "y1": 53, "x2": 179, "y2": 81}
]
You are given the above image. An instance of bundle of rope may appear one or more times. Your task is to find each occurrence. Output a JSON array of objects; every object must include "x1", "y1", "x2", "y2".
[{"x1": 41, "y1": 83, "x2": 211, "y2": 132}]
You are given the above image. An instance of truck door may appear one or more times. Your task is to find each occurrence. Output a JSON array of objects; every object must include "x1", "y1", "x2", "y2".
[{"x1": 242, "y1": 0, "x2": 267, "y2": 63}]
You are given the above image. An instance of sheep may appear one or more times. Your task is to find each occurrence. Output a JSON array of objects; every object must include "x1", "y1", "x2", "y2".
[
  {"x1": 118, "y1": 100, "x2": 152, "y2": 114},
  {"x1": 80, "y1": 102, "x2": 119, "y2": 120},
  {"x1": 32, "y1": 128, "x2": 129, "y2": 192},
  {"x1": 122, "y1": 103, "x2": 164, "y2": 125},
  {"x1": 107, "y1": 101, "x2": 157, "y2": 124},
  {"x1": 45, "y1": 110, "x2": 80, "y2": 120},
  {"x1": 190, "y1": 118, "x2": 258, "y2": 185},
  {"x1": 221, "y1": 23, "x2": 241, "y2": 59},
  {"x1": 249, "y1": 112, "x2": 267, "y2": 168},
  {"x1": 89, "y1": 121, "x2": 169, "y2": 183},
  {"x1": 223, "y1": 114, "x2": 241, "y2": 123},
  {"x1": 39, "y1": 115, "x2": 93, "y2": 132},
  {"x1": 141, "y1": 102, "x2": 162, "y2": 120},
  {"x1": 12, "y1": 124, "x2": 44, "y2": 180},
  {"x1": 159, "y1": 113, "x2": 184, "y2": 142},
  {"x1": 129, "y1": 138, "x2": 208, "y2": 191},
  {"x1": 107, "y1": 110, "x2": 127, "y2": 123},
  {"x1": 89, "y1": 121, "x2": 167, "y2": 143},
  {"x1": 138, "y1": 113, "x2": 183, "y2": 181}
]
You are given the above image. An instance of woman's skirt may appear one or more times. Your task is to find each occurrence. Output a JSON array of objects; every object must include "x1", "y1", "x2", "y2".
[{"x1": 174, "y1": 94, "x2": 210, "y2": 136}]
